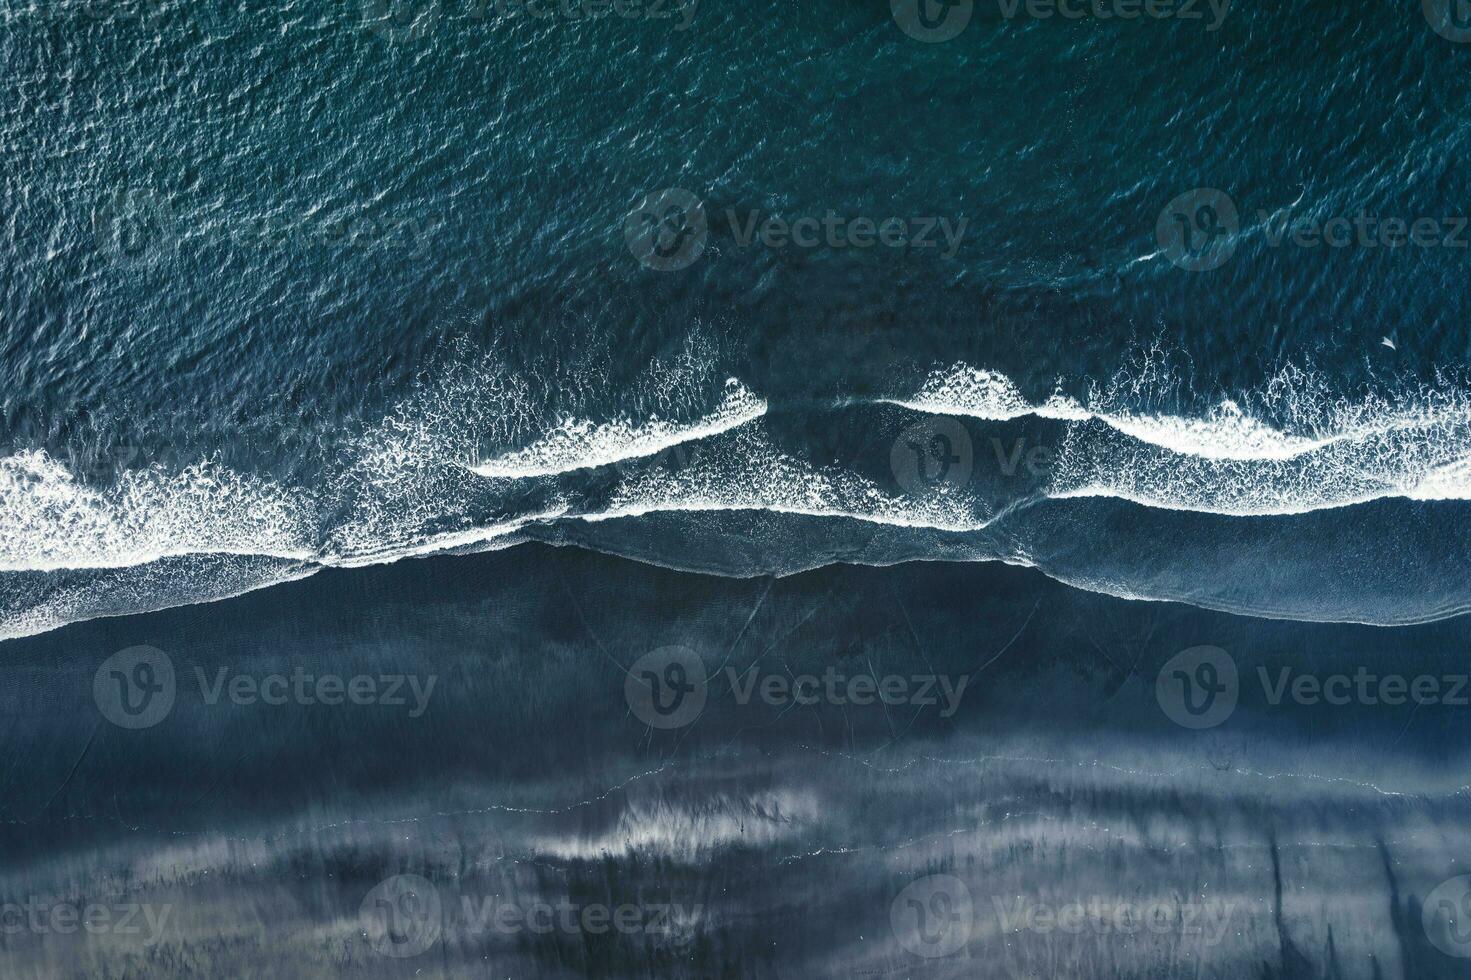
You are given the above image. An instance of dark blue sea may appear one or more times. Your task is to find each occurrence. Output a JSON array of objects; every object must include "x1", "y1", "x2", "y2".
[{"x1": 6, "y1": 0, "x2": 1471, "y2": 975}]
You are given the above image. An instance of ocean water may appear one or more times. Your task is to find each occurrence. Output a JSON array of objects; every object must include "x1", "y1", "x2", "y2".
[{"x1": 7, "y1": 0, "x2": 1471, "y2": 975}]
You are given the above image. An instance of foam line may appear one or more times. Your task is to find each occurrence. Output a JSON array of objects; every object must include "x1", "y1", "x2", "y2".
[
  {"x1": 468, "y1": 379, "x2": 766, "y2": 479},
  {"x1": 881, "y1": 364, "x2": 1465, "y2": 462}
]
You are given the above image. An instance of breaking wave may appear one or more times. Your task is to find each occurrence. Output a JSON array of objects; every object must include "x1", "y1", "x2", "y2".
[
  {"x1": 5, "y1": 355, "x2": 1471, "y2": 639},
  {"x1": 468, "y1": 379, "x2": 766, "y2": 479}
]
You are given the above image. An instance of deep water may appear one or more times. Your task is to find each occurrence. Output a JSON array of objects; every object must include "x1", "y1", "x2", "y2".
[{"x1": 7, "y1": 0, "x2": 1471, "y2": 634}]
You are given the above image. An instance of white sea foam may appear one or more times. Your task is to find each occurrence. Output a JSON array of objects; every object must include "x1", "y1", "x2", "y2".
[
  {"x1": 0, "y1": 450, "x2": 316, "y2": 572},
  {"x1": 885, "y1": 362, "x2": 1471, "y2": 513},
  {"x1": 884, "y1": 364, "x2": 1351, "y2": 461},
  {"x1": 589, "y1": 425, "x2": 989, "y2": 534},
  {"x1": 467, "y1": 379, "x2": 766, "y2": 479},
  {"x1": 326, "y1": 508, "x2": 566, "y2": 568},
  {"x1": 883, "y1": 365, "x2": 1091, "y2": 425},
  {"x1": 0, "y1": 557, "x2": 321, "y2": 643},
  {"x1": 1408, "y1": 455, "x2": 1471, "y2": 501},
  {"x1": 7, "y1": 357, "x2": 1471, "y2": 642}
]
